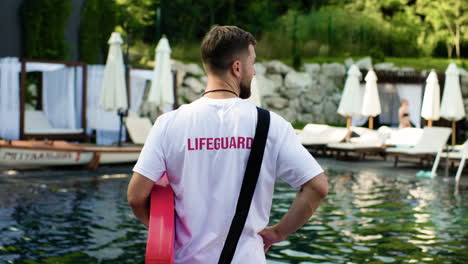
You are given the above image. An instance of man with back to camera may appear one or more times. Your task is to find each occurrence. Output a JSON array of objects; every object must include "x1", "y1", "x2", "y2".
[{"x1": 127, "y1": 25, "x2": 328, "y2": 263}]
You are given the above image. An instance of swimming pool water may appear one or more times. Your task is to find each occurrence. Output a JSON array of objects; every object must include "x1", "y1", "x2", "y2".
[{"x1": 0, "y1": 163, "x2": 467, "y2": 263}]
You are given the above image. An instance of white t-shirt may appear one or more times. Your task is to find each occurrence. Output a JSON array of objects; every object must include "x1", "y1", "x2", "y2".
[{"x1": 133, "y1": 97, "x2": 323, "y2": 264}]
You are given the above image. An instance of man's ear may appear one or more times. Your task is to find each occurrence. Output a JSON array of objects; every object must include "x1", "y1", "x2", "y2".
[{"x1": 231, "y1": 60, "x2": 241, "y2": 78}]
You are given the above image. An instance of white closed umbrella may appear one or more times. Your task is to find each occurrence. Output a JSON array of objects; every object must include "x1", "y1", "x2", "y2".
[
  {"x1": 361, "y1": 68, "x2": 381, "y2": 129},
  {"x1": 148, "y1": 36, "x2": 174, "y2": 112},
  {"x1": 100, "y1": 32, "x2": 128, "y2": 146},
  {"x1": 338, "y1": 65, "x2": 363, "y2": 131},
  {"x1": 100, "y1": 32, "x2": 128, "y2": 111},
  {"x1": 421, "y1": 70, "x2": 440, "y2": 127},
  {"x1": 440, "y1": 63, "x2": 465, "y2": 145},
  {"x1": 247, "y1": 76, "x2": 262, "y2": 107}
]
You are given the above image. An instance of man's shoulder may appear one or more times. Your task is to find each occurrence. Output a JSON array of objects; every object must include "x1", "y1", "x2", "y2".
[{"x1": 155, "y1": 109, "x2": 177, "y2": 125}]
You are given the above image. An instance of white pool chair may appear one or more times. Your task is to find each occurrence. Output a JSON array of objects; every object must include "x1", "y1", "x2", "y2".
[
  {"x1": 431, "y1": 140, "x2": 468, "y2": 182},
  {"x1": 384, "y1": 127, "x2": 423, "y2": 147},
  {"x1": 455, "y1": 141, "x2": 468, "y2": 184},
  {"x1": 25, "y1": 110, "x2": 84, "y2": 134},
  {"x1": 124, "y1": 115, "x2": 153, "y2": 145},
  {"x1": 298, "y1": 124, "x2": 348, "y2": 146},
  {"x1": 326, "y1": 127, "x2": 387, "y2": 159},
  {"x1": 386, "y1": 127, "x2": 452, "y2": 167}
]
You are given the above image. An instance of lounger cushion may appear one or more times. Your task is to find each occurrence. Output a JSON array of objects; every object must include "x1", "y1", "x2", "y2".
[
  {"x1": 385, "y1": 127, "x2": 423, "y2": 147},
  {"x1": 25, "y1": 110, "x2": 84, "y2": 134},
  {"x1": 298, "y1": 124, "x2": 348, "y2": 145}
]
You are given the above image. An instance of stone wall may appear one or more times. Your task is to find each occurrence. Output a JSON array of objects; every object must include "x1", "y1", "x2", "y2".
[
  {"x1": 173, "y1": 59, "x2": 468, "y2": 140},
  {"x1": 173, "y1": 60, "x2": 347, "y2": 125}
]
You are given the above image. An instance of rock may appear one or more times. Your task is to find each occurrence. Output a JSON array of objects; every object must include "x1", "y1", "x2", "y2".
[
  {"x1": 300, "y1": 95, "x2": 315, "y2": 113},
  {"x1": 374, "y1": 62, "x2": 395, "y2": 71},
  {"x1": 322, "y1": 99, "x2": 337, "y2": 116},
  {"x1": 176, "y1": 95, "x2": 186, "y2": 106},
  {"x1": 321, "y1": 63, "x2": 346, "y2": 77},
  {"x1": 175, "y1": 72, "x2": 186, "y2": 90},
  {"x1": 322, "y1": 99, "x2": 341, "y2": 125},
  {"x1": 344, "y1": 58, "x2": 354, "y2": 68},
  {"x1": 307, "y1": 83, "x2": 328, "y2": 103},
  {"x1": 298, "y1": 113, "x2": 314, "y2": 124},
  {"x1": 184, "y1": 77, "x2": 205, "y2": 94},
  {"x1": 264, "y1": 96, "x2": 289, "y2": 109},
  {"x1": 274, "y1": 108, "x2": 296, "y2": 123},
  {"x1": 171, "y1": 60, "x2": 185, "y2": 72},
  {"x1": 311, "y1": 105, "x2": 326, "y2": 124},
  {"x1": 284, "y1": 71, "x2": 312, "y2": 89},
  {"x1": 355, "y1": 56, "x2": 372, "y2": 70},
  {"x1": 400, "y1": 67, "x2": 415, "y2": 72},
  {"x1": 185, "y1": 63, "x2": 205, "y2": 76},
  {"x1": 265, "y1": 74, "x2": 283, "y2": 89},
  {"x1": 254, "y1": 63, "x2": 266, "y2": 75},
  {"x1": 303, "y1": 63, "x2": 321, "y2": 76},
  {"x1": 460, "y1": 69, "x2": 468, "y2": 97},
  {"x1": 172, "y1": 60, "x2": 187, "y2": 88},
  {"x1": 264, "y1": 60, "x2": 293, "y2": 75},
  {"x1": 281, "y1": 71, "x2": 312, "y2": 99},
  {"x1": 332, "y1": 92, "x2": 342, "y2": 104},
  {"x1": 180, "y1": 86, "x2": 200, "y2": 102},
  {"x1": 200, "y1": 76, "x2": 208, "y2": 85},
  {"x1": 253, "y1": 75, "x2": 279, "y2": 97},
  {"x1": 318, "y1": 75, "x2": 338, "y2": 96},
  {"x1": 289, "y1": 98, "x2": 301, "y2": 113}
]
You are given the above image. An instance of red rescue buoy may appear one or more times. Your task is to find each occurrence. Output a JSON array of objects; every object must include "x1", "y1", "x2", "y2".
[{"x1": 145, "y1": 174, "x2": 175, "y2": 264}]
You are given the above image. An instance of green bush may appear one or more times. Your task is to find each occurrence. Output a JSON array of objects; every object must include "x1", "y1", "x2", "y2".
[
  {"x1": 80, "y1": 0, "x2": 117, "y2": 64},
  {"x1": 254, "y1": 6, "x2": 421, "y2": 61},
  {"x1": 21, "y1": 0, "x2": 72, "y2": 60}
]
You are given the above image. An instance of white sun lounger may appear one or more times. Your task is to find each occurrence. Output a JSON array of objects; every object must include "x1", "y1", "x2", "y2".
[
  {"x1": 124, "y1": 115, "x2": 153, "y2": 145},
  {"x1": 25, "y1": 110, "x2": 84, "y2": 134},
  {"x1": 455, "y1": 141, "x2": 468, "y2": 184},
  {"x1": 430, "y1": 140, "x2": 468, "y2": 183},
  {"x1": 328, "y1": 127, "x2": 386, "y2": 148},
  {"x1": 382, "y1": 127, "x2": 423, "y2": 147},
  {"x1": 386, "y1": 127, "x2": 452, "y2": 167},
  {"x1": 298, "y1": 124, "x2": 348, "y2": 146},
  {"x1": 326, "y1": 127, "x2": 387, "y2": 159}
]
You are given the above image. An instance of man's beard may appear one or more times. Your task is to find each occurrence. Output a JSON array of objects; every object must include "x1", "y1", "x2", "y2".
[{"x1": 239, "y1": 79, "x2": 251, "y2": 99}]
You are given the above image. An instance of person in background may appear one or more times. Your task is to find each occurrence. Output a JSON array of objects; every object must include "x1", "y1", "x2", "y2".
[{"x1": 398, "y1": 99, "x2": 412, "y2": 128}]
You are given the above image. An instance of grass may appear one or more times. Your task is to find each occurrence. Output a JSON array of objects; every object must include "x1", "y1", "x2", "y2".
[
  {"x1": 385, "y1": 57, "x2": 468, "y2": 71},
  {"x1": 133, "y1": 40, "x2": 468, "y2": 72},
  {"x1": 301, "y1": 57, "x2": 468, "y2": 72},
  {"x1": 292, "y1": 122, "x2": 307, "y2": 130}
]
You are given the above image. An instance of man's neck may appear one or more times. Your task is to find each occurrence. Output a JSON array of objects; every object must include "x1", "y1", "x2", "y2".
[{"x1": 203, "y1": 76, "x2": 239, "y2": 99}]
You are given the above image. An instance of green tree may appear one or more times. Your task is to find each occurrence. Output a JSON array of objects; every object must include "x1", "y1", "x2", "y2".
[
  {"x1": 80, "y1": 0, "x2": 118, "y2": 63},
  {"x1": 116, "y1": 0, "x2": 157, "y2": 63},
  {"x1": 417, "y1": 0, "x2": 468, "y2": 58},
  {"x1": 21, "y1": 0, "x2": 72, "y2": 60}
]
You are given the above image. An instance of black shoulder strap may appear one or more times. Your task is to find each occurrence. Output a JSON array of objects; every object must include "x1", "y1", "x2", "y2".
[{"x1": 218, "y1": 107, "x2": 271, "y2": 264}]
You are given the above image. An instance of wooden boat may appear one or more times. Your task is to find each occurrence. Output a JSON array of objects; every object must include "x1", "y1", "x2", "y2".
[{"x1": 0, "y1": 140, "x2": 141, "y2": 170}]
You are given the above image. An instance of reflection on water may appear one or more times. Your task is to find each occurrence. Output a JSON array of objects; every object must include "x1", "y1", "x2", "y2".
[{"x1": 0, "y1": 165, "x2": 467, "y2": 264}]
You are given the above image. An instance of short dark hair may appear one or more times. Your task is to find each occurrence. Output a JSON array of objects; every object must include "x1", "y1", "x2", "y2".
[{"x1": 201, "y1": 25, "x2": 256, "y2": 74}]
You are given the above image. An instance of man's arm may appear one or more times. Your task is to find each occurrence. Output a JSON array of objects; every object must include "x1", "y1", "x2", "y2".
[
  {"x1": 259, "y1": 173, "x2": 328, "y2": 252},
  {"x1": 127, "y1": 172, "x2": 155, "y2": 228}
]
